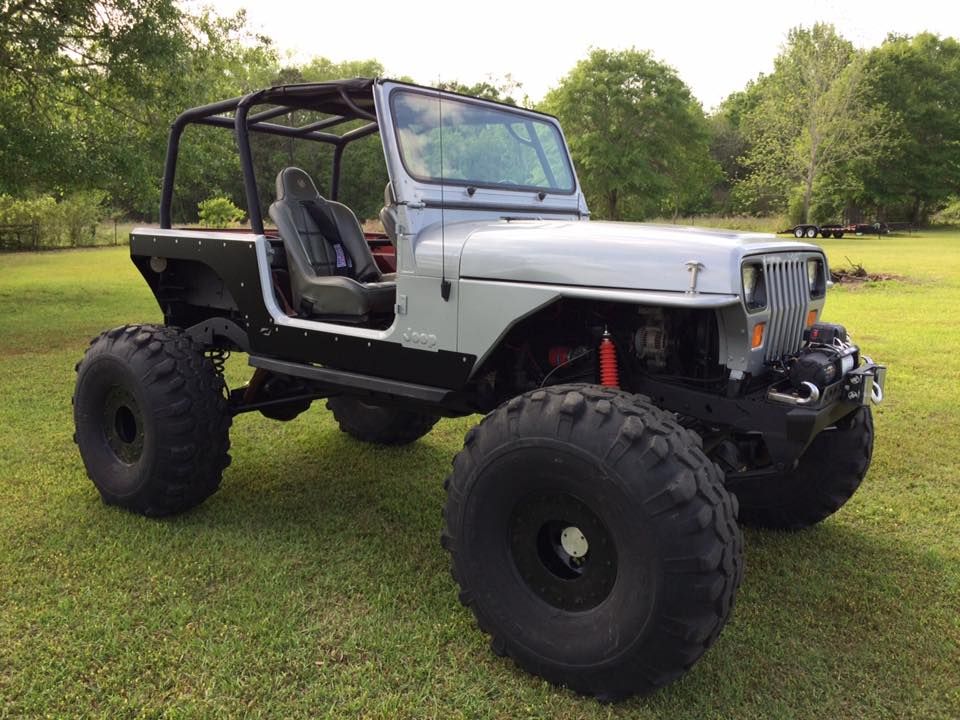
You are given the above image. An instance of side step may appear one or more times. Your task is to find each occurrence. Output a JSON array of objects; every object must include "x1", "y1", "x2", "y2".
[{"x1": 248, "y1": 355, "x2": 453, "y2": 404}]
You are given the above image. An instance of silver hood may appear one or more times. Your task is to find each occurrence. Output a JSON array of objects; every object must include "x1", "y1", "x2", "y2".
[{"x1": 441, "y1": 220, "x2": 822, "y2": 295}]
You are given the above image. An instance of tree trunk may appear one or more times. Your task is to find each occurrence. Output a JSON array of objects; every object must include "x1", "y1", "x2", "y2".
[
  {"x1": 802, "y1": 176, "x2": 813, "y2": 224},
  {"x1": 803, "y1": 141, "x2": 818, "y2": 224},
  {"x1": 606, "y1": 189, "x2": 619, "y2": 221},
  {"x1": 911, "y1": 195, "x2": 923, "y2": 225}
]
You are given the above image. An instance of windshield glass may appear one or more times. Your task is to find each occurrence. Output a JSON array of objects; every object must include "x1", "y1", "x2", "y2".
[{"x1": 391, "y1": 90, "x2": 575, "y2": 194}]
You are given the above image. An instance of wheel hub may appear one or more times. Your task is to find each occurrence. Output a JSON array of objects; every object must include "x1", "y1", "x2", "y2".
[
  {"x1": 102, "y1": 386, "x2": 144, "y2": 464},
  {"x1": 560, "y1": 526, "x2": 589, "y2": 558},
  {"x1": 510, "y1": 492, "x2": 617, "y2": 612}
]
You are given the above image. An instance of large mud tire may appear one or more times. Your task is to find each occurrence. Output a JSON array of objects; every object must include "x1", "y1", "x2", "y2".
[
  {"x1": 327, "y1": 396, "x2": 438, "y2": 445},
  {"x1": 73, "y1": 324, "x2": 231, "y2": 516},
  {"x1": 441, "y1": 384, "x2": 743, "y2": 701},
  {"x1": 730, "y1": 406, "x2": 873, "y2": 530}
]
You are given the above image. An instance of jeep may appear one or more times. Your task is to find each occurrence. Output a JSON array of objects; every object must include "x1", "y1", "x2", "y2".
[{"x1": 73, "y1": 78, "x2": 885, "y2": 700}]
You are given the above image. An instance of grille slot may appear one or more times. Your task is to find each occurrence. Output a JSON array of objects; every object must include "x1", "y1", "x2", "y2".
[{"x1": 762, "y1": 257, "x2": 809, "y2": 362}]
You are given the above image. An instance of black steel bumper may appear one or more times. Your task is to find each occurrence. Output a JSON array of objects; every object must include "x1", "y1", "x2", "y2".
[{"x1": 634, "y1": 359, "x2": 886, "y2": 469}]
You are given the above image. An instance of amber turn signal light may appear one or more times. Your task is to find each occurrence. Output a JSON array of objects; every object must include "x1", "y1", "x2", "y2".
[
  {"x1": 751, "y1": 323, "x2": 765, "y2": 349},
  {"x1": 806, "y1": 310, "x2": 818, "y2": 327}
]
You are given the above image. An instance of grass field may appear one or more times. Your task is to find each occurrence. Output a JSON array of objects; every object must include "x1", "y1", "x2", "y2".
[{"x1": 1, "y1": 230, "x2": 958, "y2": 719}]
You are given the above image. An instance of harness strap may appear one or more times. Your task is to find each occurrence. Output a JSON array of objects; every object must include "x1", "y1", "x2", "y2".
[{"x1": 300, "y1": 200, "x2": 354, "y2": 278}]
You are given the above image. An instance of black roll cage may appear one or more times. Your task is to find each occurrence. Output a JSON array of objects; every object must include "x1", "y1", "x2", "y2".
[{"x1": 159, "y1": 78, "x2": 380, "y2": 234}]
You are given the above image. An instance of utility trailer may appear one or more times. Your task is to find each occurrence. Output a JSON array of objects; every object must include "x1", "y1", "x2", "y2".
[
  {"x1": 783, "y1": 222, "x2": 892, "y2": 239},
  {"x1": 73, "y1": 78, "x2": 886, "y2": 702}
]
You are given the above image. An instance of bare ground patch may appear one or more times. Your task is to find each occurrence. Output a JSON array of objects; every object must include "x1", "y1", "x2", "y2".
[{"x1": 831, "y1": 257, "x2": 908, "y2": 285}]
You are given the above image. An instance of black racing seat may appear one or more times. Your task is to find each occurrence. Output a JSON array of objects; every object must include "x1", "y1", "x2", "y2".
[
  {"x1": 268, "y1": 167, "x2": 395, "y2": 319},
  {"x1": 380, "y1": 181, "x2": 398, "y2": 246}
]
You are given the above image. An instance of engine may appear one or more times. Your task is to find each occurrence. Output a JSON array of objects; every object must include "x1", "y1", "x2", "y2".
[
  {"x1": 633, "y1": 309, "x2": 669, "y2": 371},
  {"x1": 628, "y1": 307, "x2": 722, "y2": 384},
  {"x1": 477, "y1": 301, "x2": 725, "y2": 408}
]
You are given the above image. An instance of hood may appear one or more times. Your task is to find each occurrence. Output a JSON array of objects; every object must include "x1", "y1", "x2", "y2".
[{"x1": 456, "y1": 220, "x2": 820, "y2": 295}]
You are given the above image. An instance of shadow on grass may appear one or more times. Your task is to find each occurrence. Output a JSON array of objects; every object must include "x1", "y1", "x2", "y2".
[{"x1": 646, "y1": 522, "x2": 956, "y2": 716}]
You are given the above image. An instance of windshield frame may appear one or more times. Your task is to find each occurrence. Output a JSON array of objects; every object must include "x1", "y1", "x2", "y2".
[{"x1": 388, "y1": 87, "x2": 578, "y2": 197}]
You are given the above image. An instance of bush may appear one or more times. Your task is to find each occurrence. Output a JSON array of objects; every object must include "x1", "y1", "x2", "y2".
[
  {"x1": 932, "y1": 197, "x2": 960, "y2": 225},
  {"x1": 59, "y1": 191, "x2": 106, "y2": 245},
  {"x1": 198, "y1": 197, "x2": 244, "y2": 228},
  {"x1": 0, "y1": 192, "x2": 106, "y2": 248},
  {"x1": 0, "y1": 195, "x2": 60, "y2": 248}
]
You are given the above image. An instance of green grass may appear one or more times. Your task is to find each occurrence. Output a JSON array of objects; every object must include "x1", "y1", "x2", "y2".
[
  {"x1": 649, "y1": 214, "x2": 790, "y2": 233},
  {"x1": 1, "y1": 231, "x2": 958, "y2": 719}
]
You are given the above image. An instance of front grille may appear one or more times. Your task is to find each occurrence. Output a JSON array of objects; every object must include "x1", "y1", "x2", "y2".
[{"x1": 762, "y1": 256, "x2": 809, "y2": 362}]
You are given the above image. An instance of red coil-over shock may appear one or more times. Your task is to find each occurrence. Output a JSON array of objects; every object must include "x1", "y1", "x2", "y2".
[{"x1": 599, "y1": 330, "x2": 620, "y2": 389}]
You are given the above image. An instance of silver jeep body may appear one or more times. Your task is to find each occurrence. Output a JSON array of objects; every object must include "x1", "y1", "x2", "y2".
[
  {"x1": 371, "y1": 80, "x2": 825, "y2": 377},
  {"x1": 132, "y1": 77, "x2": 879, "y2": 435},
  {"x1": 89, "y1": 78, "x2": 886, "y2": 701}
]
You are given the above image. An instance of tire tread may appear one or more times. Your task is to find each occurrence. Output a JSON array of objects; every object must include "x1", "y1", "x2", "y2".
[
  {"x1": 441, "y1": 383, "x2": 743, "y2": 700},
  {"x1": 730, "y1": 406, "x2": 873, "y2": 530},
  {"x1": 327, "y1": 396, "x2": 438, "y2": 445},
  {"x1": 73, "y1": 324, "x2": 231, "y2": 516}
]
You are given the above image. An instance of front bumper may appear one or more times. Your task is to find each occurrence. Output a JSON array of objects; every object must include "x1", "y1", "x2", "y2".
[
  {"x1": 760, "y1": 356, "x2": 885, "y2": 466},
  {"x1": 634, "y1": 357, "x2": 886, "y2": 469},
  {"x1": 767, "y1": 357, "x2": 887, "y2": 409}
]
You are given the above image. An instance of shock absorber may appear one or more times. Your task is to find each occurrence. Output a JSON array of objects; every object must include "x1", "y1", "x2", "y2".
[{"x1": 598, "y1": 330, "x2": 620, "y2": 389}]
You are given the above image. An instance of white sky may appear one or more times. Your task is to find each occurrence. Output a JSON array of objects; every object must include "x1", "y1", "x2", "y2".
[{"x1": 197, "y1": 0, "x2": 960, "y2": 111}]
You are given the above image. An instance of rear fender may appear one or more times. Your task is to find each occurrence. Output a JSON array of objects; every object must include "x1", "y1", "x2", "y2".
[
  {"x1": 129, "y1": 228, "x2": 475, "y2": 388},
  {"x1": 130, "y1": 228, "x2": 265, "y2": 331}
]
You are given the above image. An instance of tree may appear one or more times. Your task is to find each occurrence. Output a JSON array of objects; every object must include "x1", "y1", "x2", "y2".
[
  {"x1": 707, "y1": 78, "x2": 772, "y2": 213},
  {"x1": 0, "y1": 2, "x2": 279, "y2": 217},
  {"x1": 859, "y1": 33, "x2": 960, "y2": 222},
  {"x1": 439, "y1": 75, "x2": 524, "y2": 106},
  {"x1": 0, "y1": 0, "x2": 192, "y2": 198},
  {"x1": 540, "y1": 48, "x2": 717, "y2": 220},
  {"x1": 733, "y1": 24, "x2": 898, "y2": 223},
  {"x1": 0, "y1": 0, "x2": 189, "y2": 98}
]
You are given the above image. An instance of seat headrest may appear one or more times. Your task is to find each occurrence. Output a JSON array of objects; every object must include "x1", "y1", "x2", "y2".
[{"x1": 276, "y1": 167, "x2": 323, "y2": 202}]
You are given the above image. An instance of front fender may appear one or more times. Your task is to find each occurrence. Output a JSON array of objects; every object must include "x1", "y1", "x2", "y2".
[{"x1": 457, "y1": 278, "x2": 739, "y2": 374}]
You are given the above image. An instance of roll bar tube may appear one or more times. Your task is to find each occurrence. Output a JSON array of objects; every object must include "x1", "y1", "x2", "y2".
[
  {"x1": 234, "y1": 91, "x2": 263, "y2": 233},
  {"x1": 158, "y1": 83, "x2": 381, "y2": 231}
]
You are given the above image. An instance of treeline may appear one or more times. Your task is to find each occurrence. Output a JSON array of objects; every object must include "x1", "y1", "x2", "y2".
[
  {"x1": 1, "y1": 3, "x2": 959, "y2": 230},
  {"x1": 709, "y1": 26, "x2": 960, "y2": 225},
  {"x1": 0, "y1": 1, "x2": 373, "y2": 225},
  {"x1": 548, "y1": 28, "x2": 960, "y2": 225}
]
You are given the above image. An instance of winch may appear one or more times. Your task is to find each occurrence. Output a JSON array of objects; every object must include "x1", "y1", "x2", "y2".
[
  {"x1": 767, "y1": 323, "x2": 885, "y2": 407},
  {"x1": 789, "y1": 323, "x2": 858, "y2": 391}
]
